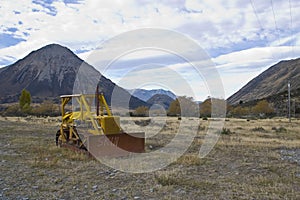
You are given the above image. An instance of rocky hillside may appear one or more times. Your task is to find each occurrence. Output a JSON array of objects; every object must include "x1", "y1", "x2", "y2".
[
  {"x1": 228, "y1": 58, "x2": 300, "y2": 105},
  {"x1": 0, "y1": 44, "x2": 147, "y2": 108}
]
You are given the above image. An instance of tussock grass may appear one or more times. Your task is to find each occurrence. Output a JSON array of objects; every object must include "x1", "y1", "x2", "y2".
[
  {"x1": 155, "y1": 170, "x2": 216, "y2": 190},
  {"x1": 272, "y1": 126, "x2": 287, "y2": 133},
  {"x1": 1, "y1": 117, "x2": 300, "y2": 199},
  {"x1": 251, "y1": 126, "x2": 267, "y2": 132},
  {"x1": 176, "y1": 154, "x2": 202, "y2": 165}
]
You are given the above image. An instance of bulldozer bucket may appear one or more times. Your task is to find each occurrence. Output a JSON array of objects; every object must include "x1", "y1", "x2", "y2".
[{"x1": 82, "y1": 132, "x2": 145, "y2": 157}]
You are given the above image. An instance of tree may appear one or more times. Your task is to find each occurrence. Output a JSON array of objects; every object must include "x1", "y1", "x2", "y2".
[
  {"x1": 200, "y1": 98, "x2": 227, "y2": 118},
  {"x1": 134, "y1": 106, "x2": 149, "y2": 117},
  {"x1": 168, "y1": 99, "x2": 180, "y2": 116},
  {"x1": 19, "y1": 89, "x2": 31, "y2": 113},
  {"x1": 178, "y1": 96, "x2": 199, "y2": 117},
  {"x1": 231, "y1": 106, "x2": 250, "y2": 117},
  {"x1": 168, "y1": 96, "x2": 199, "y2": 117},
  {"x1": 200, "y1": 99, "x2": 211, "y2": 117},
  {"x1": 252, "y1": 100, "x2": 274, "y2": 116}
]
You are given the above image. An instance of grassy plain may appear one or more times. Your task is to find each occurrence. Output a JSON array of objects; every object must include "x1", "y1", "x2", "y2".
[{"x1": 0, "y1": 116, "x2": 300, "y2": 199}]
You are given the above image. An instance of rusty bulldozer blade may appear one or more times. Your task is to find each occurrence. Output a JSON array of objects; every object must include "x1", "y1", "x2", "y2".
[{"x1": 86, "y1": 132, "x2": 145, "y2": 157}]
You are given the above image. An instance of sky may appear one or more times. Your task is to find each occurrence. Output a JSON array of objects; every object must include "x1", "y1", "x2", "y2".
[{"x1": 0, "y1": 0, "x2": 300, "y2": 101}]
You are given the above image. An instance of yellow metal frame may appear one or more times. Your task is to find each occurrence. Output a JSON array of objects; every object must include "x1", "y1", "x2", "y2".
[
  {"x1": 58, "y1": 93, "x2": 122, "y2": 145},
  {"x1": 56, "y1": 93, "x2": 146, "y2": 156}
]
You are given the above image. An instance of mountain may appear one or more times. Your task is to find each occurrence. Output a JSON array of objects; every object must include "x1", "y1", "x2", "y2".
[
  {"x1": 146, "y1": 94, "x2": 175, "y2": 109},
  {"x1": 0, "y1": 44, "x2": 148, "y2": 109},
  {"x1": 127, "y1": 88, "x2": 176, "y2": 102},
  {"x1": 227, "y1": 58, "x2": 300, "y2": 105}
]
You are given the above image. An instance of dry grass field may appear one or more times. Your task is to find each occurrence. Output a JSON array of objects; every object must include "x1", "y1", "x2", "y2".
[{"x1": 0, "y1": 116, "x2": 300, "y2": 199}]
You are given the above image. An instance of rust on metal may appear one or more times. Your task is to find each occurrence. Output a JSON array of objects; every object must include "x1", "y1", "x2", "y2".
[{"x1": 87, "y1": 132, "x2": 145, "y2": 157}]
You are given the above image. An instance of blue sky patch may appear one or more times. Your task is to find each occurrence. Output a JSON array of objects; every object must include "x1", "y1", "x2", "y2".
[
  {"x1": 32, "y1": 8, "x2": 40, "y2": 12},
  {"x1": 0, "y1": 33, "x2": 26, "y2": 49},
  {"x1": 74, "y1": 49, "x2": 90, "y2": 54},
  {"x1": 6, "y1": 28, "x2": 18, "y2": 33},
  {"x1": 63, "y1": 0, "x2": 83, "y2": 4},
  {"x1": 23, "y1": 32, "x2": 30, "y2": 37},
  {"x1": 209, "y1": 38, "x2": 269, "y2": 58},
  {"x1": 32, "y1": 0, "x2": 57, "y2": 16}
]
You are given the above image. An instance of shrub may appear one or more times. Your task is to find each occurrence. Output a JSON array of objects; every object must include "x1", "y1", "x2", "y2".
[
  {"x1": 3, "y1": 104, "x2": 23, "y2": 116},
  {"x1": 220, "y1": 128, "x2": 233, "y2": 135},
  {"x1": 31, "y1": 100, "x2": 60, "y2": 117},
  {"x1": 134, "y1": 119, "x2": 151, "y2": 126},
  {"x1": 251, "y1": 127, "x2": 267, "y2": 132},
  {"x1": 277, "y1": 127, "x2": 287, "y2": 133},
  {"x1": 272, "y1": 126, "x2": 287, "y2": 133},
  {"x1": 198, "y1": 125, "x2": 206, "y2": 131}
]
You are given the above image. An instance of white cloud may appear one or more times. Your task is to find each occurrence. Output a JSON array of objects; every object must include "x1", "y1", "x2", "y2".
[
  {"x1": 212, "y1": 45, "x2": 300, "y2": 97},
  {"x1": 1, "y1": 0, "x2": 299, "y2": 58},
  {"x1": 214, "y1": 46, "x2": 300, "y2": 71}
]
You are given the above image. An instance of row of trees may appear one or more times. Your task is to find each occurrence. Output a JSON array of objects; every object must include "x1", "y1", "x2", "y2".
[
  {"x1": 133, "y1": 97, "x2": 275, "y2": 118},
  {"x1": 229, "y1": 100, "x2": 274, "y2": 117},
  {"x1": 2, "y1": 89, "x2": 275, "y2": 118},
  {"x1": 132, "y1": 96, "x2": 200, "y2": 117}
]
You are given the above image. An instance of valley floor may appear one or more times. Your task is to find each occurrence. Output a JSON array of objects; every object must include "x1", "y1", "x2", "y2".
[{"x1": 0, "y1": 117, "x2": 300, "y2": 199}]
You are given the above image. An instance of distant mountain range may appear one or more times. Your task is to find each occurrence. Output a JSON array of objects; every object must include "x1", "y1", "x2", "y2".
[
  {"x1": 147, "y1": 94, "x2": 175, "y2": 109},
  {"x1": 127, "y1": 88, "x2": 176, "y2": 102},
  {"x1": 1, "y1": 43, "x2": 299, "y2": 115},
  {"x1": 0, "y1": 44, "x2": 148, "y2": 109}
]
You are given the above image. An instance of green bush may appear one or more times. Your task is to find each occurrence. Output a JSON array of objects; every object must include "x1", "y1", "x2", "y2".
[{"x1": 19, "y1": 89, "x2": 31, "y2": 114}]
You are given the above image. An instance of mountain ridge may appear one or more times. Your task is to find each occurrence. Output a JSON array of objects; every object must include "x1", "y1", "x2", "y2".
[
  {"x1": 227, "y1": 58, "x2": 300, "y2": 105},
  {"x1": 0, "y1": 44, "x2": 148, "y2": 109}
]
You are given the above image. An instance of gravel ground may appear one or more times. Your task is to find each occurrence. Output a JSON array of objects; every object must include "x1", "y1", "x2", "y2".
[
  {"x1": 1, "y1": 117, "x2": 300, "y2": 199},
  {"x1": 280, "y1": 148, "x2": 300, "y2": 166}
]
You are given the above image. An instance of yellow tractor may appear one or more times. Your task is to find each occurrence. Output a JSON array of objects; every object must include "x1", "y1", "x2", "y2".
[{"x1": 56, "y1": 87, "x2": 145, "y2": 157}]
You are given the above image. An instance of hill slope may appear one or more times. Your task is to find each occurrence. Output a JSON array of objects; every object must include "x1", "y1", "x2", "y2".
[
  {"x1": 228, "y1": 58, "x2": 300, "y2": 105},
  {"x1": 0, "y1": 44, "x2": 147, "y2": 108}
]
